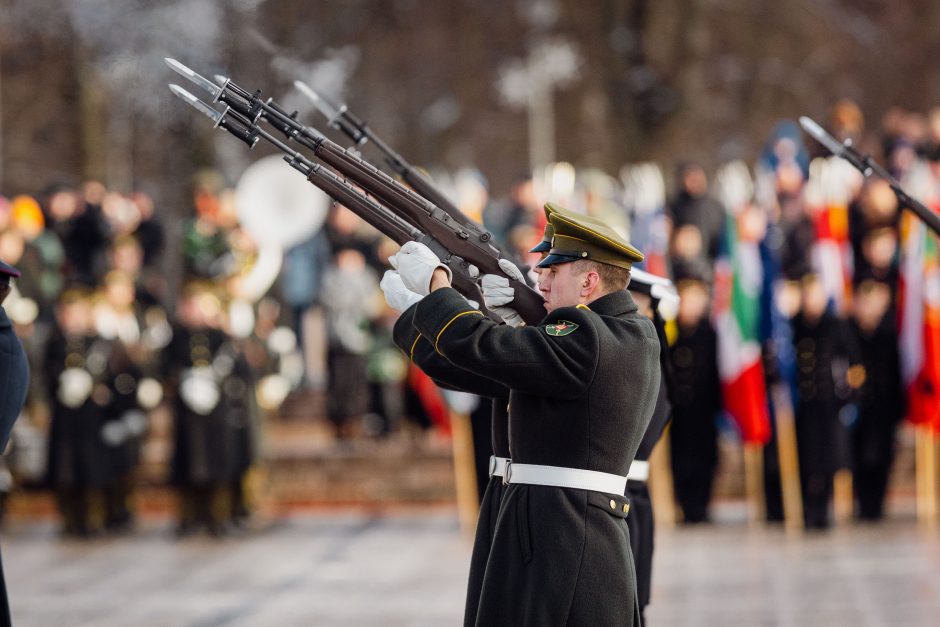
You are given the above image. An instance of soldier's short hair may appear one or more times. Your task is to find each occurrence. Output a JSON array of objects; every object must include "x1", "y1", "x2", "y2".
[{"x1": 573, "y1": 259, "x2": 631, "y2": 292}]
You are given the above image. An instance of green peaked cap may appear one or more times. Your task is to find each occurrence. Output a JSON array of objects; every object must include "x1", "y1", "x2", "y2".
[{"x1": 536, "y1": 202, "x2": 644, "y2": 270}]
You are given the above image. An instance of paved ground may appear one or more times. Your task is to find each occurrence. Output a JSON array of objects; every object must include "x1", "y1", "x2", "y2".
[{"x1": 3, "y1": 505, "x2": 939, "y2": 626}]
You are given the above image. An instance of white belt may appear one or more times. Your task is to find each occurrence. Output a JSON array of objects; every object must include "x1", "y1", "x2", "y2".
[
  {"x1": 504, "y1": 462, "x2": 627, "y2": 495},
  {"x1": 488, "y1": 456, "x2": 510, "y2": 478},
  {"x1": 627, "y1": 460, "x2": 649, "y2": 482}
]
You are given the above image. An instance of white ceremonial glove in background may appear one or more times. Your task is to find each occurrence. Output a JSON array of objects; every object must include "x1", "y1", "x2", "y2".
[
  {"x1": 380, "y1": 270, "x2": 424, "y2": 312},
  {"x1": 388, "y1": 241, "x2": 452, "y2": 296}
]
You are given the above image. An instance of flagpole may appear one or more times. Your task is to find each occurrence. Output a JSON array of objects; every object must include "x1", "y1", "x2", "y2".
[
  {"x1": 648, "y1": 427, "x2": 676, "y2": 528},
  {"x1": 770, "y1": 383, "x2": 803, "y2": 532},
  {"x1": 743, "y1": 444, "x2": 765, "y2": 525},
  {"x1": 915, "y1": 425, "x2": 939, "y2": 528},
  {"x1": 449, "y1": 409, "x2": 480, "y2": 539}
]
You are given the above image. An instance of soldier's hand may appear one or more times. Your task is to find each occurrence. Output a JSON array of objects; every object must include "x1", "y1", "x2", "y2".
[
  {"x1": 388, "y1": 241, "x2": 452, "y2": 295},
  {"x1": 481, "y1": 268, "x2": 524, "y2": 327},
  {"x1": 380, "y1": 270, "x2": 424, "y2": 312}
]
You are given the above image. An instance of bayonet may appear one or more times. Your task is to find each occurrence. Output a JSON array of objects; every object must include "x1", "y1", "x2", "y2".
[
  {"x1": 165, "y1": 58, "x2": 222, "y2": 99},
  {"x1": 801, "y1": 115, "x2": 940, "y2": 236},
  {"x1": 169, "y1": 84, "x2": 223, "y2": 124}
]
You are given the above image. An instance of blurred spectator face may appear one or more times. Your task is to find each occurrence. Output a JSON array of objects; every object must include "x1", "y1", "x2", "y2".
[
  {"x1": 0, "y1": 230, "x2": 25, "y2": 265},
  {"x1": 860, "y1": 180, "x2": 899, "y2": 225},
  {"x1": 512, "y1": 178, "x2": 538, "y2": 212},
  {"x1": 57, "y1": 297, "x2": 93, "y2": 335},
  {"x1": 739, "y1": 204, "x2": 768, "y2": 242},
  {"x1": 217, "y1": 189, "x2": 240, "y2": 230},
  {"x1": 330, "y1": 205, "x2": 362, "y2": 235},
  {"x1": 801, "y1": 277, "x2": 828, "y2": 321},
  {"x1": 508, "y1": 224, "x2": 539, "y2": 267},
  {"x1": 82, "y1": 180, "x2": 107, "y2": 207},
  {"x1": 105, "y1": 275, "x2": 136, "y2": 309},
  {"x1": 102, "y1": 192, "x2": 142, "y2": 236},
  {"x1": 49, "y1": 189, "x2": 80, "y2": 221},
  {"x1": 336, "y1": 248, "x2": 366, "y2": 272},
  {"x1": 830, "y1": 99, "x2": 864, "y2": 143},
  {"x1": 681, "y1": 166, "x2": 708, "y2": 197},
  {"x1": 775, "y1": 280, "x2": 802, "y2": 319},
  {"x1": 775, "y1": 161, "x2": 804, "y2": 198},
  {"x1": 863, "y1": 229, "x2": 898, "y2": 271},
  {"x1": 853, "y1": 281, "x2": 891, "y2": 333},
  {"x1": 131, "y1": 192, "x2": 155, "y2": 220},
  {"x1": 671, "y1": 224, "x2": 703, "y2": 260},
  {"x1": 110, "y1": 238, "x2": 144, "y2": 274},
  {"x1": 178, "y1": 289, "x2": 222, "y2": 327},
  {"x1": 676, "y1": 281, "x2": 709, "y2": 328}
]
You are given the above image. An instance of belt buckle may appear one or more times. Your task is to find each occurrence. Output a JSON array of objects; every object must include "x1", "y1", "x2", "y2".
[
  {"x1": 502, "y1": 460, "x2": 512, "y2": 486},
  {"x1": 488, "y1": 456, "x2": 497, "y2": 478}
]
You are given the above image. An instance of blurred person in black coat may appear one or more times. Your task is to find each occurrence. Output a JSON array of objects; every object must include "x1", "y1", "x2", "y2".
[
  {"x1": 792, "y1": 274, "x2": 863, "y2": 529},
  {"x1": 667, "y1": 163, "x2": 726, "y2": 265},
  {"x1": 44, "y1": 287, "x2": 113, "y2": 536},
  {"x1": 0, "y1": 258, "x2": 29, "y2": 625},
  {"x1": 668, "y1": 278, "x2": 722, "y2": 523},
  {"x1": 166, "y1": 283, "x2": 250, "y2": 536},
  {"x1": 849, "y1": 280, "x2": 904, "y2": 520}
]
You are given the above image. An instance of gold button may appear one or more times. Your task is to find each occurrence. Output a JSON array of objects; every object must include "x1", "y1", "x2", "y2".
[
  {"x1": 609, "y1": 499, "x2": 616, "y2": 510},
  {"x1": 623, "y1": 504, "x2": 630, "y2": 514}
]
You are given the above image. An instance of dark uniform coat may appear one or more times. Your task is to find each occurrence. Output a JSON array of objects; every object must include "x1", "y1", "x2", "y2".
[
  {"x1": 0, "y1": 307, "x2": 28, "y2": 624},
  {"x1": 394, "y1": 304, "x2": 511, "y2": 627},
  {"x1": 412, "y1": 288, "x2": 660, "y2": 626},
  {"x1": 44, "y1": 330, "x2": 113, "y2": 489},
  {"x1": 167, "y1": 325, "x2": 244, "y2": 488},
  {"x1": 792, "y1": 311, "x2": 859, "y2": 528},
  {"x1": 668, "y1": 317, "x2": 722, "y2": 523},
  {"x1": 627, "y1": 309, "x2": 673, "y2": 617},
  {"x1": 849, "y1": 311, "x2": 904, "y2": 520},
  {"x1": 0, "y1": 308, "x2": 28, "y2": 450}
]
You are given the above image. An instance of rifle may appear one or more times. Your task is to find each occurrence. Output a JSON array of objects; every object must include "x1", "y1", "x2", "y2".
[
  {"x1": 292, "y1": 80, "x2": 472, "y2": 232},
  {"x1": 166, "y1": 59, "x2": 547, "y2": 325}
]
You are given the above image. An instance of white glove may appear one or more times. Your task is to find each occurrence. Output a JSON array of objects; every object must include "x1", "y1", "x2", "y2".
[
  {"x1": 481, "y1": 259, "x2": 526, "y2": 327},
  {"x1": 388, "y1": 241, "x2": 452, "y2": 296},
  {"x1": 380, "y1": 270, "x2": 423, "y2": 312}
]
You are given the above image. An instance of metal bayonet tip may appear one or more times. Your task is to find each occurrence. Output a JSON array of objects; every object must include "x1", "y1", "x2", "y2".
[
  {"x1": 214, "y1": 74, "x2": 228, "y2": 86},
  {"x1": 799, "y1": 116, "x2": 845, "y2": 156},
  {"x1": 294, "y1": 80, "x2": 340, "y2": 120},
  {"x1": 168, "y1": 84, "x2": 224, "y2": 124},
  {"x1": 165, "y1": 58, "x2": 222, "y2": 98}
]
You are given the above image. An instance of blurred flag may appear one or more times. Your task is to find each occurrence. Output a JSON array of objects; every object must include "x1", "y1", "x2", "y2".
[
  {"x1": 899, "y1": 163, "x2": 940, "y2": 432},
  {"x1": 712, "y1": 162, "x2": 772, "y2": 444},
  {"x1": 803, "y1": 157, "x2": 862, "y2": 312}
]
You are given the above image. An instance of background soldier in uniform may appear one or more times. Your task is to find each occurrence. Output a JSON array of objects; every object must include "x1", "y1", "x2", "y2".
[
  {"x1": 391, "y1": 209, "x2": 660, "y2": 626},
  {"x1": 44, "y1": 288, "x2": 113, "y2": 536},
  {"x1": 1, "y1": 258, "x2": 29, "y2": 625}
]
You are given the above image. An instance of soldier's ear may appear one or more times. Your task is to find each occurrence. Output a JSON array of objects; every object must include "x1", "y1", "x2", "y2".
[{"x1": 581, "y1": 271, "x2": 601, "y2": 295}]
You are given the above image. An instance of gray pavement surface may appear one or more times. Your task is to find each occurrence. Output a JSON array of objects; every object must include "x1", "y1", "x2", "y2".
[{"x1": 3, "y1": 506, "x2": 939, "y2": 626}]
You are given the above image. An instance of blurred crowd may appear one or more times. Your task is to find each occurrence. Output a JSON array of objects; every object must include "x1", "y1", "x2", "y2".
[{"x1": 1, "y1": 98, "x2": 938, "y2": 536}]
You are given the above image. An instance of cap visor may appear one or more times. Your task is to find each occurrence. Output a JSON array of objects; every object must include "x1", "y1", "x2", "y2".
[
  {"x1": 535, "y1": 253, "x2": 582, "y2": 268},
  {"x1": 528, "y1": 240, "x2": 551, "y2": 253},
  {"x1": 0, "y1": 262, "x2": 20, "y2": 278}
]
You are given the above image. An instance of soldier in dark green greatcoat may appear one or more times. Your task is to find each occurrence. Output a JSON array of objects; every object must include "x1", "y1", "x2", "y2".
[{"x1": 391, "y1": 210, "x2": 660, "y2": 626}]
